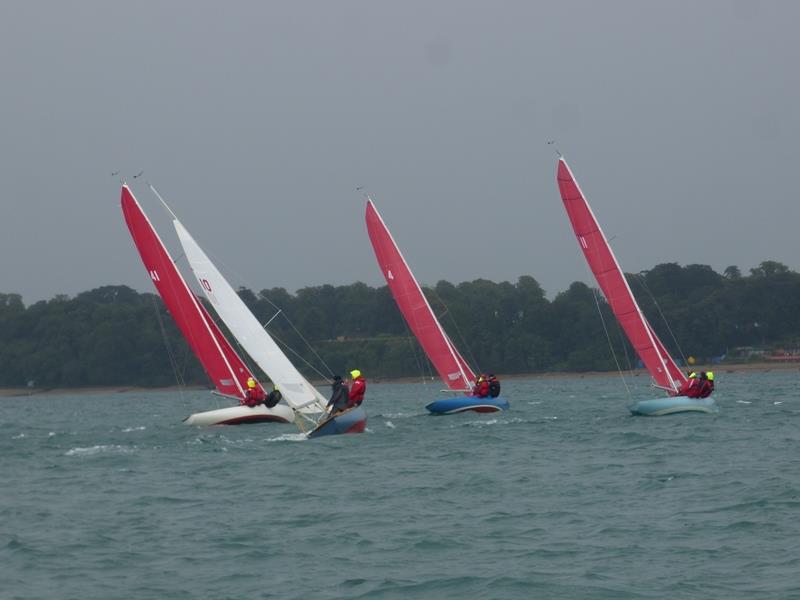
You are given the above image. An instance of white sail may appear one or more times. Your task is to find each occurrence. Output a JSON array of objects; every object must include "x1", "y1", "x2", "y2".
[{"x1": 172, "y1": 218, "x2": 328, "y2": 414}]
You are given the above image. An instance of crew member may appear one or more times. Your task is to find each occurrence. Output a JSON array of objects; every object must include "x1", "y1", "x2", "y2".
[
  {"x1": 697, "y1": 371, "x2": 715, "y2": 398},
  {"x1": 265, "y1": 385, "x2": 282, "y2": 408},
  {"x1": 488, "y1": 374, "x2": 501, "y2": 398},
  {"x1": 347, "y1": 369, "x2": 366, "y2": 407},
  {"x1": 326, "y1": 375, "x2": 350, "y2": 414},
  {"x1": 677, "y1": 372, "x2": 700, "y2": 397},
  {"x1": 472, "y1": 375, "x2": 489, "y2": 398},
  {"x1": 242, "y1": 377, "x2": 265, "y2": 407}
]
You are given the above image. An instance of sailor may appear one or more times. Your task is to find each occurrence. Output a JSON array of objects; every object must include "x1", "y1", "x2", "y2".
[
  {"x1": 242, "y1": 377, "x2": 265, "y2": 407},
  {"x1": 264, "y1": 384, "x2": 282, "y2": 408},
  {"x1": 487, "y1": 374, "x2": 501, "y2": 398},
  {"x1": 697, "y1": 371, "x2": 715, "y2": 398},
  {"x1": 472, "y1": 375, "x2": 490, "y2": 398},
  {"x1": 677, "y1": 372, "x2": 700, "y2": 397},
  {"x1": 347, "y1": 369, "x2": 367, "y2": 407},
  {"x1": 326, "y1": 375, "x2": 350, "y2": 414}
]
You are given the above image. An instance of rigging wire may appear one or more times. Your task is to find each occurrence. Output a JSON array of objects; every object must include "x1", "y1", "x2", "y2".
[
  {"x1": 632, "y1": 273, "x2": 689, "y2": 367},
  {"x1": 428, "y1": 287, "x2": 481, "y2": 375},
  {"x1": 590, "y1": 286, "x2": 633, "y2": 400},
  {"x1": 146, "y1": 183, "x2": 336, "y2": 384}
]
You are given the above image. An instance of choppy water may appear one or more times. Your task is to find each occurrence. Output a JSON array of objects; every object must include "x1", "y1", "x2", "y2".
[{"x1": 2, "y1": 371, "x2": 799, "y2": 599}]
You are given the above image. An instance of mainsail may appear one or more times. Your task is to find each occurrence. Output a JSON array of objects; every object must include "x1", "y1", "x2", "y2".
[
  {"x1": 121, "y1": 185, "x2": 256, "y2": 399},
  {"x1": 556, "y1": 158, "x2": 686, "y2": 393},
  {"x1": 169, "y1": 207, "x2": 328, "y2": 413},
  {"x1": 365, "y1": 199, "x2": 475, "y2": 391}
]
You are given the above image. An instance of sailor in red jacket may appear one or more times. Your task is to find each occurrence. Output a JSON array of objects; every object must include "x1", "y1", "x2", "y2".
[
  {"x1": 697, "y1": 371, "x2": 715, "y2": 398},
  {"x1": 242, "y1": 377, "x2": 266, "y2": 407},
  {"x1": 347, "y1": 369, "x2": 366, "y2": 407},
  {"x1": 676, "y1": 372, "x2": 700, "y2": 398},
  {"x1": 472, "y1": 374, "x2": 490, "y2": 398}
]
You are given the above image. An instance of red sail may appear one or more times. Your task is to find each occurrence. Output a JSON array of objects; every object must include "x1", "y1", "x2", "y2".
[
  {"x1": 121, "y1": 185, "x2": 254, "y2": 398},
  {"x1": 556, "y1": 159, "x2": 686, "y2": 393},
  {"x1": 365, "y1": 199, "x2": 476, "y2": 391}
]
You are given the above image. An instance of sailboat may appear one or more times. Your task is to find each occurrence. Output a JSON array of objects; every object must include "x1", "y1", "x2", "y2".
[
  {"x1": 365, "y1": 198, "x2": 509, "y2": 414},
  {"x1": 161, "y1": 188, "x2": 366, "y2": 437},
  {"x1": 121, "y1": 184, "x2": 294, "y2": 425},
  {"x1": 121, "y1": 184, "x2": 366, "y2": 435},
  {"x1": 556, "y1": 158, "x2": 717, "y2": 416}
]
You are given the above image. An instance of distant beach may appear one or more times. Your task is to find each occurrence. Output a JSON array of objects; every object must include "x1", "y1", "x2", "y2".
[{"x1": 2, "y1": 361, "x2": 797, "y2": 398}]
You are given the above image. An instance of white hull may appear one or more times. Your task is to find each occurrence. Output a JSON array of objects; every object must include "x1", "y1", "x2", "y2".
[{"x1": 184, "y1": 403, "x2": 295, "y2": 426}]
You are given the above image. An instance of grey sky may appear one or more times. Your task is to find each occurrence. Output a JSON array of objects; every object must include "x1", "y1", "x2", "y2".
[{"x1": 1, "y1": 1, "x2": 797, "y2": 304}]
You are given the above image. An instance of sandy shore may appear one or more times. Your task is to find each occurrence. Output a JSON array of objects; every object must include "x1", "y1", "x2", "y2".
[{"x1": 2, "y1": 361, "x2": 797, "y2": 398}]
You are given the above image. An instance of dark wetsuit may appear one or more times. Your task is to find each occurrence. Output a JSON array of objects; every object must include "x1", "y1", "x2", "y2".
[
  {"x1": 265, "y1": 389, "x2": 282, "y2": 408},
  {"x1": 327, "y1": 380, "x2": 350, "y2": 414}
]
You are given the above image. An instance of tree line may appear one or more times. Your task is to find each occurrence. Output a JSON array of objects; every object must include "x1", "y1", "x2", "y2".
[{"x1": 1, "y1": 260, "x2": 798, "y2": 389}]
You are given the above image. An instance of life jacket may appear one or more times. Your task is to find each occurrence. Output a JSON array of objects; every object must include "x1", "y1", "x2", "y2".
[
  {"x1": 242, "y1": 387, "x2": 265, "y2": 407},
  {"x1": 678, "y1": 378, "x2": 700, "y2": 398},
  {"x1": 488, "y1": 378, "x2": 501, "y2": 398},
  {"x1": 473, "y1": 380, "x2": 490, "y2": 398},
  {"x1": 348, "y1": 377, "x2": 366, "y2": 406}
]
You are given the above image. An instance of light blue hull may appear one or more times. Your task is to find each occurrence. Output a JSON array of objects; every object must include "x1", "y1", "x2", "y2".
[
  {"x1": 307, "y1": 405, "x2": 367, "y2": 439},
  {"x1": 628, "y1": 395, "x2": 717, "y2": 416},
  {"x1": 426, "y1": 396, "x2": 509, "y2": 415}
]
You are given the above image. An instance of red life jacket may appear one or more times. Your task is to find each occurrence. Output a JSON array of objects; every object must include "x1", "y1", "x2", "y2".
[
  {"x1": 473, "y1": 380, "x2": 490, "y2": 398},
  {"x1": 678, "y1": 378, "x2": 700, "y2": 398},
  {"x1": 242, "y1": 387, "x2": 265, "y2": 407},
  {"x1": 348, "y1": 377, "x2": 366, "y2": 406}
]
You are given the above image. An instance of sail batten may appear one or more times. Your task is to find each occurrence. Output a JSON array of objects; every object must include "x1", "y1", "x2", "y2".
[
  {"x1": 365, "y1": 199, "x2": 476, "y2": 391},
  {"x1": 556, "y1": 159, "x2": 686, "y2": 393}
]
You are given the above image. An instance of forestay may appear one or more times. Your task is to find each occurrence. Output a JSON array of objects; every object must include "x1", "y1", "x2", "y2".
[
  {"x1": 171, "y1": 215, "x2": 328, "y2": 413},
  {"x1": 365, "y1": 199, "x2": 475, "y2": 392},
  {"x1": 556, "y1": 159, "x2": 686, "y2": 393}
]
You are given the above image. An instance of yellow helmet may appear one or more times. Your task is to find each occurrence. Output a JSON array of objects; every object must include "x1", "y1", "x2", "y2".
[
  {"x1": 688, "y1": 372, "x2": 696, "y2": 379},
  {"x1": 707, "y1": 372, "x2": 714, "y2": 381},
  {"x1": 273, "y1": 385, "x2": 279, "y2": 391},
  {"x1": 350, "y1": 369, "x2": 361, "y2": 379},
  {"x1": 247, "y1": 377, "x2": 256, "y2": 389}
]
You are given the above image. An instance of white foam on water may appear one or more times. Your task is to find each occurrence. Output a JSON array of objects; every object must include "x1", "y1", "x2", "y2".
[
  {"x1": 65, "y1": 444, "x2": 134, "y2": 457},
  {"x1": 267, "y1": 432, "x2": 308, "y2": 443},
  {"x1": 12, "y1": 432, "x2": 26, "y2": 439},
  {"x1": 122, "y1": 426, "x2": 146, "y2": 433},
  {"x1": 384, "y1": 421, "x2": 396, "y2": 429}
]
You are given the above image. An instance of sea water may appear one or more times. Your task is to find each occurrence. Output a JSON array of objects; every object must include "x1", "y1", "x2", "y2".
[{"x1": 2, "y1": 371, "x2": 799, "y2": 599}]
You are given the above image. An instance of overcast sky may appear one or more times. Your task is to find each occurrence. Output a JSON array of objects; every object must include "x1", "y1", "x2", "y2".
[{"x1": 1, "y1": 1, "x2": 797, "y2": 304}]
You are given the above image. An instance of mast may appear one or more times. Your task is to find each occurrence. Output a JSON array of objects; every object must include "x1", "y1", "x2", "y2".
[{"x1": 556, "y1": 159, "x2": 686, "y2": 393}]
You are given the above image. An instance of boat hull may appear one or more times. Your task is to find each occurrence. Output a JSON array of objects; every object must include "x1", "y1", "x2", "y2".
[
  {"x1": 628, "y1": 396, "x2": 717, "y2": 416},
  {"x1": 425, "y1": 396, "x2": 509, "y2": 415},
  {"x1": 184, "y1": 403, "x2": 295, "y2": 426},
  {"x1": 307, "y1": 405, "x2": 367, "y2": 439}
]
